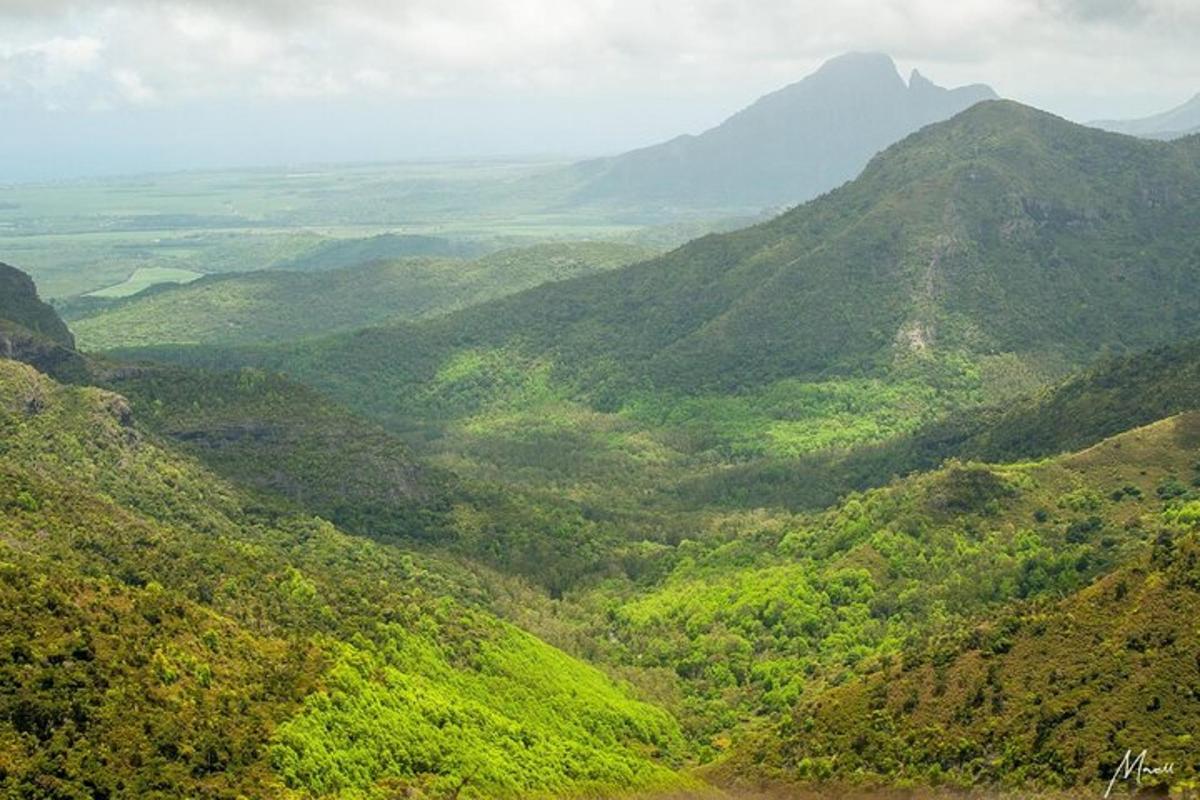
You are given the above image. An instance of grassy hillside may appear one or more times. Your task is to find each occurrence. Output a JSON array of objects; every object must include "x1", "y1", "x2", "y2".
[
  {"x1": 566, "y1": 413, "x2": 1200, "y2": 757},
  {"x1": 719, "y1": 423, "x2": 1200, "y2": 793},
  {"x1": 112, "y1": 103, "x2": 1200, "y2": 539},
  {"x1": 0, "y1": 358, "x2": 689, "y2": 799},
  {"x1": 682, "y1": 338, "x2": 1200, "y2": 511},
  {"x1": 72, "y1": 241, "x2": 655, "y2": 350}
]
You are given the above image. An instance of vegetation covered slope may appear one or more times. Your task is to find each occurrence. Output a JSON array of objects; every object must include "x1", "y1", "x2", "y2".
[
  {"x1": 571, "y1": 414, "x2": 1200, "y2": 757},
  {"x1": 0, "y1": 358, "x2": 688, "y2": 799},
  {"x1": 94, "y1": 363, "x2": 447, "y2": 538},
  {"x1": 568, "y1": 52, "x2": 997, "y2": 209},
  {"x1": 719, "y1": 427, "x2": 1200, "y2": 793},
  {"x1": 683, "y1": 337, "x2": 1200, "y2": 511},
  {"x1": 71, "y1": 241, "x2": 654, "y2": 350},
  {"x1": 113, "y1": 101, "x2": 1200, "y2": 536},
  {"x1": 140, "y1": 101, "x2": 1200, "y2": 405},
  {"x1": 0, "y1": 263, "x2": 75, "y2": 348}
]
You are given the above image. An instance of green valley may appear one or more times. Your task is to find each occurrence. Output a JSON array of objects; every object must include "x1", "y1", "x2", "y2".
[{"x1": 5, "y1": 40, "x2": 1200, "y2": 800}]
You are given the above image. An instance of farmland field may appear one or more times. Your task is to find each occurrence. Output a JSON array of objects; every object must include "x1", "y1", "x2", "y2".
[{"x1": 2, "y1": 159, "x2": 738, "y2": 298}]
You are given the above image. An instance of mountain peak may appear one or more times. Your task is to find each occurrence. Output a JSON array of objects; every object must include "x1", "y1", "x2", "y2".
[
  {"x1": 815, "y1": 51, "x2": 898, "y2": 75},
  {"x1": 570, "y1": 52, "x2": 999, "y2": 209},
  {"x1": 908, "y1": 67, "x2": 931, "y2": 85}
]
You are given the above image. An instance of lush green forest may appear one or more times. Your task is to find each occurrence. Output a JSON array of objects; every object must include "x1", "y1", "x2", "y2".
[
  {"x1": 6, "y1": 92, "x2": 1200, "y2": 800},
  {"x1": 0, "y1": 357, "x2": 689, "y2": 799}
]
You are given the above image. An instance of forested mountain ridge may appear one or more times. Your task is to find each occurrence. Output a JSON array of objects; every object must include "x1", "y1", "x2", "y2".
[
  {"x1": 567, "y1": 52, "x2": 997, "y2": 209},
  {"x1": 134, "y1": 101, "x2": 1200, "y2": 415}
]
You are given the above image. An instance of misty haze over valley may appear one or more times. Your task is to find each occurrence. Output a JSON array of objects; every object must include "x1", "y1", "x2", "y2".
[{"x1": 1, "y1": 2, "x2": 1199, "y2": 799}]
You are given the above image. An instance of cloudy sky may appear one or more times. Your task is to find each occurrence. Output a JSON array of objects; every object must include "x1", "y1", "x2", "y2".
[{"x1": 1, "y1": 0, "x2": 1197, "y2": 180}]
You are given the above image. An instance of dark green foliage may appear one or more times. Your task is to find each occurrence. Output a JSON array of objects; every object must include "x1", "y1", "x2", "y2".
[
  {"x1": 96, "y1": 363, "x2": 446, "y2": 538},
  {"x1": 0, "y1": 262, "x2": 74, "y2": 348},
  {"x1": 277, "y1": 233, "x2": 490, "y2": 271}
]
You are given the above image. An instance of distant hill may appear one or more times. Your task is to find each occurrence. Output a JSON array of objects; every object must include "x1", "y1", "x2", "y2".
[
  {"x1": 568, "y1": 52, "x2": 998, "y2": 209},
  {"x1": 71, "y1": 241, "x2": 655, "y2": 350},
  {"x1": 278, "y1": 232, "x2": 490, "y2": 271},
  {"x1": 1092, "y1": 92, "x2": 1200, "y2": 140}
]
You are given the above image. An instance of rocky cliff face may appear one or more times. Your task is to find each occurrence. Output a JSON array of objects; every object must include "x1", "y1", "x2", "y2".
[{"x1": 0, "y1": 263, "x2": 75, "y2": 348}]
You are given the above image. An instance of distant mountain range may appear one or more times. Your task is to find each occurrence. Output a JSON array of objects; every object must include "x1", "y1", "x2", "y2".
[
  {"x1": 1091, "y1": 92, "x2": 1200, "y2": 140},
  {"x1": 566, "y1": 52, "x2": 998, "y2": 209}
]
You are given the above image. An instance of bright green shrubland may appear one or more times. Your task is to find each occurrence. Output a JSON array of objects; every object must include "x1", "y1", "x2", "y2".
[{"x1": 0, "y1": 358, "x2": 688, "y2": 798}]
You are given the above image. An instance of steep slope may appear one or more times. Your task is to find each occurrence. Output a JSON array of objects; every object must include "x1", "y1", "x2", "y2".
[
  {"x1": 569, "y1": 52, "x2": 997, "y2": 209},
  {"x1": 0, "y1": 261, "x2": 88, "y2": 381},
  {"x1": 719, "y1": 452, "x2": 1200, "y2": 793},
  {"x1": 71, "y1": 242, "x2": 654, "y2": 350},
  {"x1": 685, "y1": 337, "x2": 1200, "y2": 511},
  {"x1": 0, "y1": 357, "x2": 688, "y2": 798},
  {"x1": 577, "y1": 413, "x2": 1200, "y2": 754},
  {"x1": 0, "y1": 263, "x2": 74, "y2": 347},
  {"x1": 1092, "y1": 92, "x2": 1200, "y2": 140},
  {"x1": 139, "y1": 102, "x2": 1200, "y2": 416}
]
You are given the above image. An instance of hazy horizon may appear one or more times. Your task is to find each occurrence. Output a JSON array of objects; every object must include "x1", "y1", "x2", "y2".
[{"x1": 2, "y1": 0, "x2": 1198, "y2": 182}]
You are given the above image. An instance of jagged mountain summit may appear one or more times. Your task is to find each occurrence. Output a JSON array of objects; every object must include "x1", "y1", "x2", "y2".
[
  {"x1": 568, "y1": 51, "x2": 998, "y2": 209},
  {"x1": 1092, "y1": 92, "x2": 1200, "y2": 140}
]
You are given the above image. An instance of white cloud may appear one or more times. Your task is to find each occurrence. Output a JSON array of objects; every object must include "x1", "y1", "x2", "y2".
[
  {"x1": 111, "y1": 67, "x2": 155, "y2": 104},
  {"x1": 0, "y1": 0, "x2": 1195, "y2": 126}
]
